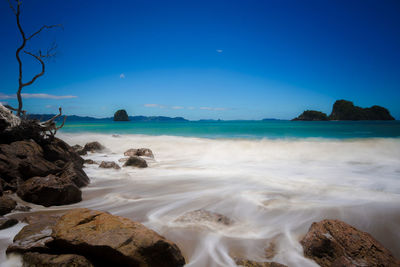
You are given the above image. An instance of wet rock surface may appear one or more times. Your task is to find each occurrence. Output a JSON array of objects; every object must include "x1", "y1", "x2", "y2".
[
  {"x1": 8, "y1": 208, "x2": 186, "y2": 267},
  {"x1": 300, "y1": 219, "x2": 400, "y2": 267},
  {"x1": 235, "y1": 258, "x2": 287, "y2": 267},
  {"x1": 175, "y1": 209, "x2": 234, "y2": 227},
  {"x1": 99, "y1": 161, "x2": 120, "y2": 170},
  {"x1": 0, "y1": 194, "x2": 17, "y2": 215},
  {"x1": 22, "y1": 252, "x2": 94, "y2": 267},
  {"x1": 124, "y1": 148, "x2": 154, "y2": 158},
  {"x1": 0, "y1": 216, "x2": 18, "y2": 230},
  {"x1": 123, "y1": 156, "x2": 148, "y2": 168},
  {"x1": 83, "y1": 142, "x2": 104, "y2": 153}
]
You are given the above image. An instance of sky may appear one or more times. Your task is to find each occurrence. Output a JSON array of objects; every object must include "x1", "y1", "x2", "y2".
[{"x1": 1, "y1": 0, "x2": 399, "y2": 120}]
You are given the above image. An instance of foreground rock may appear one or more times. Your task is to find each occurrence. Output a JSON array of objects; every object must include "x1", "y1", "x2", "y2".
[
  {"x1": 8, "y1": 208, "x2": 186, "y2": 267},
  {"x1": 175, "y1": 209, "x2": 233, "y2": 227},
  {"x1": 17, "y1": 175, "x2": 82, "y2": 207},
  {"x1": 22, "y1": 252, "x2": 94, "y2": 267},
  {"x1": 0, "y1": 216, "x2": 18, "y2": 230},
  {"x1": 0, "y1": 195, "x2": 17, "y2": 215},
  {"x1": 114, "y1": 109, "x2": 130, "y2": 121},
  {"x1": 235, "y1": 258, "x2": 287, "y2": 267},
  {"x1": 300, "y1": 219, "x2": 400, "y2": 267},
  {"x1": 292, "y1": 110, "x2": 328, "y2": 121},
  {"x1": 124, "y1": 148, "x2": 154, "y2": 158},
  {"x1": 123, "y1": 156, "x2": 148, "y2": 168},
  {"x1": 99, "y1": 161, "x2": 120, "y2": 169}
]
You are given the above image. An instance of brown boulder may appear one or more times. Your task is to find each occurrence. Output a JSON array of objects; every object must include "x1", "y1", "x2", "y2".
[
  {"x1": 235, "y1": 258, "x2": 287, "y2": 267},
  {"x1": 83, "y1": 142, "x2": 104, "y2": 153},
  {"x1": 17, "y1": 175, "x2": 82, "y2": 207},
  {"x1": 84, "y1": 159, "x2": 97, "y2": 165},
  {"x1": 175, "y1": 209, "x2": 233, "y2": 227},
  {"x1": 42, "y1": 138, "x2": 84, "y2": 167},
  {"x1": 0, "y1": 194, "x2": 17, "y2": 215},
  {"x1": 124, "y1": 148, "x2": 154, "y2": 158},
  {"x1": 72, "y1": 144, "x2": 87, "y2": 156},
  {"x1": 51, "y1": 208, "x2": 185, "y2": 266},
  {"x1": 0, "y1": 216, "x2": 18, "y2": 230},
  {"x1": 300, "y1": 219, "x2": 400, "y2": 267},
  {"x1": 22, "y1": 252, "x2": 93, "y2": 267},
  {"x1": 99, "y1": 161, "x2": 120, "y2": 170},
  {"x1": 123, "y1": 156, "x2": 148, "y2": 168}
]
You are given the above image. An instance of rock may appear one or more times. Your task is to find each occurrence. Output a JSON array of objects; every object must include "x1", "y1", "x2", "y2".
[
  {"x1": 0, "y1": 216, "x2": 18, "y2": 230},
  {"x1": 50, "y1": 209, "x2": 185, "y2": 266},
  {"x1": 0, "y1": 104, "x2": 20, "y2": 129},
  {"x1": 84, "y1": 159, "x2": 97, "y2": 165},
  {"x1": 58, "y1": 162, "x2": 89, "y2": 188},
  {"x1": 72, "y1": 144, "x2": 87, "y2": 156},
  {"x1": 175, "y1": 209, "x2": 233, "y2": 227},
  {"x1": 99, "y1": 161, "x2": 120, "y2": 170},
  {"x1": 123, "y1": 156, "x2": 148, "y2": 168},
  {"x1": 22, "y1": 252, "x2": 93, "y2": 267},
  {"x1": 0, "y1": 195, "x2": 17, "y2": 215},
  {"x1": 13, "y1": 204, "x2": 31, "y2": 212},
  {"x1": 292, "y1": 110, "x2": 328, "y2": 121},
  {"x1": 118, "y1": 158, "x2": 128, "y2": 163},
  {"x1": 124, "y1": 148, "x2": 154, "y2": 158},
  {"x1": 83, "y1": 142, "x2": 104, "y2": 153},
  {"x1": 42, "y1": 138, "x2": 84, "y2": 167},
  {"x1": 329, "y1": 100, "x2": 395, "y2": 120},
  {"x1": 17, "y1": 175, "x2": 82, "y2": 207},
  {"x1": 235, "y1": 258, "x2": 287, "y2": 267},
  {"x1": 113, "y1": 109, "x2": 130, "y2": 121},
  {"x1": 300, "y1": 219, "x2": 400, "y2": 267}
]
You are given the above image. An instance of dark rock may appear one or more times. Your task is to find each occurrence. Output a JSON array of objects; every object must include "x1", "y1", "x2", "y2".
[
  {"x1": 292, "y1": 110, "x2": 328, "y2": 121},
  {"x1": 0, "y1": 216, "x2": 18, "y2": 230},
  {"x1": 42, "y1": 138, "x2": 84, "y2": 168},
  {"x1": 17, "y1": 175, "x2": 82, "y2": 207},
  {"x1": 124, "y1": 148, "x2": 154, "y2": 158},
  {"x1": 113, "y1": 109, "x2": 130, "y2": 121},
  {"x1": 235, "y1": 258, "x2": 287, "y2": 267},
  {"x1": 0, "y1": 195, "x2": 17, "y2": 215},
  {"x1": 84, "y1": 159, "x2": 97, "y2": 165},
  {"x1": 58, "y1": 162, "x2": 89, "y2": 188},
  {"x1": 13, "y1": 204, "x2": 32, "y2": 212},
  {"x1": 22, "y1": 252, "x2": 93, "y2": 267},
  {"x1": 300, "y1": 219, "x2": 400, "y2": 267},
  {"x1": 123, "y1": 156, "x2": 148, "y2": 168},
  {"x1": 175, "y1": 209, "x2": 233, "y2": 227},
  {"x1": 329, "y1": 100, "x2": 395, "y2": 120},
  {"x1": 83, "y1": 142, "x2": 104, "y2": 153},
  {"x1": 99, "y1": 161, "x2": 120, "y2": 170},
  {"x1": 71, "y1": 144, "x2": 87, "y2": 156}
]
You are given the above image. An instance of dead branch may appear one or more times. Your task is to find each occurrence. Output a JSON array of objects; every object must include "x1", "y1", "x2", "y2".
[{"x1": 39, "y1": 107, "x2": 65, "y2": 138}]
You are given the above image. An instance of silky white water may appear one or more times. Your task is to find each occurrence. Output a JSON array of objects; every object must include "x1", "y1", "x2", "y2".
[{"x1": 1, "y1": 133, "x2": 400, "y2": 266}]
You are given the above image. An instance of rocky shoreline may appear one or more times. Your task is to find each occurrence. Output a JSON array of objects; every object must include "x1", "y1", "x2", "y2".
[{"x1": 1, "y1": 104, "x2": 399, "y2": 266}]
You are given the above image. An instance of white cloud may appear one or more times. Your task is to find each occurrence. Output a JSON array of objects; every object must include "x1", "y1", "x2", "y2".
[
  {"x1": 187, "y1": 106, "x2": 195, "y2": 110},
  {"x1": 144, "y1": 104, "x2": 166, "y2": 108},
  {"x1": 200, "y1": 106, "x2": 226, "y2": 111},
  {"x1": 216, "y1": 49, "x2": 223, "y2": 53},
  {"x1": 0, "y1": 93, "x2": 77, "y2": 100},
  {"x1": 172, "y1": 106, "x2": 184, "y2": 110},
  {"x1": 120, "y1": 73, "x2": 125, "y2": 79}
]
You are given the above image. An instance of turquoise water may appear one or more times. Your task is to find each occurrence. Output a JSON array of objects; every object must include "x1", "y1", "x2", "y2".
[{"x1": 60, "y1": 120, "x2": 400, "y2": 139}]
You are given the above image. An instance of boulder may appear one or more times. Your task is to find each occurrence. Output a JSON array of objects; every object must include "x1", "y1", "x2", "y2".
[
  {"x1": 113, "y1": 109, "x2": 130, "y2": 121},
  {"x1": 300, "y1": 219, "x2": 400, "y2": 267},
  {"x1": 0, "y1": 216, "x2": 18, "y2": 230},
  {"x1": 123, "y1": 156, "x2": 148, "y2": 168},
  {"x1": 99, "y1": 161, "x2": 120, "y2": 170},
  {"x1": 84, "y1": 159, "x2": 97, "y2": 165},
  {"x1": 124, "y1": 148, "x2": 154, "y2": 158},
  {"x1": 0, "y1": 104, "x2": 20, "y2": 129},
  {"x1": 83, "y1": 142, "x2": 104, "y2": 153},
  {"x1": 42, "y1": 138, "x2": 84, "y2": 167},
  {"x1": 17, "y1": 175, "x2": 82, "y2": 207},
  {"x1": 235, "y1": 258, "x2": 287, "y2": 267},
  {"x1": 175, "y1": 209, "x2": 233, "y2": 227},
  {"x1": 22, "y1": 252, "x2": 93, "y2": 267},
  {"x1": 292, "y1": 110, "x2": 328, "y2": 121},
  {"x1": 8, "y1": 209, "x2": 186, "y2": 267},
  {"x1": 72, "y1": 144, "x2": 87, "y2": 156},
  {"x1": 0, "y1": 195, "x2": 17, "y2": 215},
  {"x1": 58, "y1": 162, "x2": 89, "y2": 188}
]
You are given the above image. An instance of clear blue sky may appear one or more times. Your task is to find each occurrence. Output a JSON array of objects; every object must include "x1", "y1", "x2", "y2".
[{"x1": 1, "y1": 0, "x2": 399, "y2": 120}]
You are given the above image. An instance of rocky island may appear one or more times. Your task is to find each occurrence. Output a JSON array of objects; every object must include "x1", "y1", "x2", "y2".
[
  {"x1": 293, "y1": 100, "x2": 395, "y2": 121},
  {"x1": 113, "y1": 109, "x2": 130, "y2": 121}
]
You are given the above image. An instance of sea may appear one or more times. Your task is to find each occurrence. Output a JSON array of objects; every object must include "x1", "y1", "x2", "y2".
[{"x1": 1, "y1": 120, "x2": 400, "y2": 267}]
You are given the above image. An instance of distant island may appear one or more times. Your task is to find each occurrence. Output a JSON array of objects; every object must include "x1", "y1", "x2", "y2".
[
  {"x1": 114, "y1": 109, "x2": 130, "y2": 121},
  {"x1": 293, "y1": 100, "x2": 395, "y2": 121},
  {"x1": 27, "y1": 114, "x2": 189, "y2": 122}
]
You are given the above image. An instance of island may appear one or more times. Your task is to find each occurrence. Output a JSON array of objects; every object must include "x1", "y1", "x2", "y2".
[
  {"x1": 293, "y1": 100, "x2": 395, "y2": 121},
  {"x1": 114, "y1": 109, "x2": 130, "y2": 121}
]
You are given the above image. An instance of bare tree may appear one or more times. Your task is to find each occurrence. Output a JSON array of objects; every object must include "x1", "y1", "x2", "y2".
[{"x1": 7, "y1": 0, "x2": 66, "y2": 138}]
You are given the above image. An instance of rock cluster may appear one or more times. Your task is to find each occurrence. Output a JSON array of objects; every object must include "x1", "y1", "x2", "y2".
[
  {"x1": 0, "y1": 104, "x2": 89, "y2": 209},
  {"x1": 8, "y1": 208, "x2": 186, "y2": 267}
]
